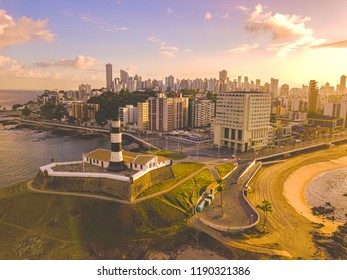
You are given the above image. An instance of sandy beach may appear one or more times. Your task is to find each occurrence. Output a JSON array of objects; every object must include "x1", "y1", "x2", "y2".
[
  {"x1": 246, "y1": 145, "x2": 347, "y2": 259},
  {"x1": 283, "y1": 157, "x2": 346, "y2": 233}
]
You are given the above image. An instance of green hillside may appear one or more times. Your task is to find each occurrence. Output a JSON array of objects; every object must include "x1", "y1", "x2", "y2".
[{"x1": 0, "y1": 182, "x2": 189, "y2": 259}]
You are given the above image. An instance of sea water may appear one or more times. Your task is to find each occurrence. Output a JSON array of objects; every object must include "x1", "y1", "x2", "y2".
[
  {"x1": 306, "y1": 168, "x2": 347, "y2": 223},
  {"x1": 0, "y1": 126, "x2": 110, "y2": 188}
]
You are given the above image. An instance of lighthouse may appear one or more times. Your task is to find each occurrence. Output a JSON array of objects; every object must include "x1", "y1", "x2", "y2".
[{"x1": 107, "y1": 118, "x2": 124, "y2": 172}]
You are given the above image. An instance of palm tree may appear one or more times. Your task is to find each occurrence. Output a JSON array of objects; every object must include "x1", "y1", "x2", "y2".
[
  {"x1": 256, "y1": 199, "x2": 273, "y2": 228},
  {"x1": 217, "y1": 179, "x2": 225, "y2": 216}
]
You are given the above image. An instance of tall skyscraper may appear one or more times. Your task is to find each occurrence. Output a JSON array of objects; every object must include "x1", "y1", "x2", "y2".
[
  {"x1": 340, "y1": 75, "x2": 346, "y2": 94},
  {"x1": 219, "y1": 70, "x2": 228, "y2": 82},
  {"x1": 237, "y1": 76, "x2": 242, "y2": 88},
  {"x1": 308, "y1": 80, "x2": 319, "y2": 113},
  {"x1": 120, "y1": 69, "x2": 129, "y2": 84},
  {"x1": 214, "y1": 91, "x2": 271, "y2": 152},
  {"x1": 165, "y1": 75, "x2": 175, "y2": 90},
  {"x1": 106, "y1": 63, "x2": 113, "y2": 91},
  {"x1": 270, "y1": 78, "x2": 279, "y2": 99}
]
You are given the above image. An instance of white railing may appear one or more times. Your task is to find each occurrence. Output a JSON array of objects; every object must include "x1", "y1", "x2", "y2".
[{"x1": 40, "y1": 162, "x2": 131, "y2": 182}]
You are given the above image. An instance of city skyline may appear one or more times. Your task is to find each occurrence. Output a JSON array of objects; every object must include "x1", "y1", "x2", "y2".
[{"x1": 1, "y1": 0, "x2": 347, "y2": 90}]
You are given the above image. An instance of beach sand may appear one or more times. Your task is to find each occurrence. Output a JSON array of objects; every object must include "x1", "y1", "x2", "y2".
[
  {"x1": 283, "y1": 157, "x2": 346, "y2": 233},
  {"x1": 246, "y1": 145, "x2": 347, "y2": 259}
]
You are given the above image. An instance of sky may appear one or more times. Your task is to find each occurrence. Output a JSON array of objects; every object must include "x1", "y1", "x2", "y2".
[{"x1": 0, "y1": 0, "x2": 347, "y2": 90}]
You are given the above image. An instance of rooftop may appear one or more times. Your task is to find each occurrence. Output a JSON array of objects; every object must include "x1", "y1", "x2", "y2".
[{"x1": 84, "y1": 149, "x2": 169, "y2": 165}]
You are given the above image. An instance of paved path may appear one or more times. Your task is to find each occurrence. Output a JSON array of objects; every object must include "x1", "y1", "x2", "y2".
[{"x1": 190, "y1": 216, "x2": 291, "y2": 258}]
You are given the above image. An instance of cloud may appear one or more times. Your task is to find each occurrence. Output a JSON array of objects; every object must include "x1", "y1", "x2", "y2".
[
  {"x1": 268, "y1": 36, "x2": 325, "y2": 56},
  {"x1": 183, "y1": 48, "x2": 193, "y2": 52},
  {"x1": 244, "y1": 4, "x2": 312, "y2": 40},
  {"x1": 0, "y1": 9, "x2": 54, "y2": 48},
  {"x1": 166, "y1": 7, "x2": 174, "y2": 15},
  {"x1": 33, "y1": 55, "x2": 99, "y2": 69},
  {"x1": 229, "y1": 43, "x2": 259, "y2": 53},
  {"x1": 0, "y1": 55, "x2": 22, "y2": 74},
  {"x1": 204, "y1": 12, "x2": 213, "y2": 20},
  {"x1": 242, "y1": 4, "x2": 324, "y2": 56},
  {"x1": 236, "y1": 5, "x2": 249, "y2": 14},
  {"x1": 126, "y1": 65, "x2": 137, "y2": 75},
  {"x1": 159, "y1": 42, "x2": 178, "y2": 57},
  {"x1": 147, "y1": 36, "x2": 159, "y2": 42},
  {"x1": 312, "y1": 40, "x2": 347, "y2": 49},
  {"x1": 222, "y1": 13, "x2": 229, "y2": 19},
  {"x1": 77, "y1": 12, "x2": 128, "y2": 32}
]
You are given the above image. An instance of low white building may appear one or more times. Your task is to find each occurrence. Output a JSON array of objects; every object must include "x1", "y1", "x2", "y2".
[{"x1": 84, "y1": 149, "x2": 171, "y2": 172}]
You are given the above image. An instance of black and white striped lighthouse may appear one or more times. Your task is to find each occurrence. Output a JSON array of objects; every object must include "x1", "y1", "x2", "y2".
[{"x1": 107, "y1": 118, "x2": 124, "y2": 172}]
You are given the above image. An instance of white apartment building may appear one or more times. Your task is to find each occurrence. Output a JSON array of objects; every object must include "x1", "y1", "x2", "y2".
[
  {"x1": 189, "y1": 99, "x2": 215, "y2": 128},
  {"x1": 118, "y1": 105, "x2": 137, "y2": 128},
  {"x1": 148, "y1": 93, "x2": 189, "y2": 132},
  {"x1": 214, "y1": 92, "x2": 271, "y2": 152},
  {"x1": 324, "y1": 101, "x2": 347, "y2": 127}
]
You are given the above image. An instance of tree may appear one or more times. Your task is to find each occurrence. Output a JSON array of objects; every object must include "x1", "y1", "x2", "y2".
[
  {"x1": 22, "y1": 107, "x2": 30, "y2": 117},
  {"x1": 12, "y1": 104, "x2": 22, "y2": 110},
  {"x1": 256, "y1": 199, "x2": 273, "y2": 228}
]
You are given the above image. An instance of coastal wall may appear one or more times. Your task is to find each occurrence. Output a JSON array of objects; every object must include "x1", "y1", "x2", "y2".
[
  {"x1": 33, "y1": 170, "x2": 132, "y2": 200},
  {"x1": 33, "y1": 163, "x2": 175, "y2": 201}
]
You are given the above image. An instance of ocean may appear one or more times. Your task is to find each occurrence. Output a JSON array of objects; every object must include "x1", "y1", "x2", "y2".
[
  {"x1": 0, "y1": 125, "x2": 110, "y2": 188},
  {"x1": 0, "y1": 90, "x2": 42, "y2": 108},
  {"x1": 306, "y1": 168, "x2": 347, "y2": 223}
]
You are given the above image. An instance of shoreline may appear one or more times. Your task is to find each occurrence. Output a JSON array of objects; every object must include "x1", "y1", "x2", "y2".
[{"x1": 283, "y1": 156, "x2": 346, "y2": 233}]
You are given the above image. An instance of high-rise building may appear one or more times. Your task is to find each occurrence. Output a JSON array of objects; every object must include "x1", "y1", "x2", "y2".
[
  {"x1": 137, "y1": 101, "x2": 149, "y2": 131},
  {"x1": 255, "y1": 79, "x2": 261, "y2": 90},
  {"x1": 308, "y1": 80, "x2": 319, "y2": 113},
  {"x1": 118, "y1": 105, "x2": 137, "y2": 128},
  {"x1": 237, "y1": 76, "x2": 242, "y2": 88},
  {"x1": 189, "y1": 99, "x2": 214, "y2": 128},
  {"x1": 219, "y1": 70, "x2": 228, "y2": 82},
  {"x1": 120, "y1": 69, "x2": 129, "y2": 84},
  {"x1": 280, "y1": 84, "x2": 289, "y2": 96},
  {"x1": 148, "y1": 93, "x2": 188, "y2": 132},
  {"x1": 214, "y1": 91, "x2": 271, "y2": 152},
  {"x1": 78, "y1": 84, "x2": 91, "y2": 100},
  {"x1": 70, "y1": 102, "x2": 100, "y2": 121},
  {"x1": 340, "y1": 75, "x2": 346, "y2": 94},
  {"x1": 106, "y1": 63, "x2": 113, "y2": 91},
  {"x1": 270, "y1": 78, "x2": 279, "y2": 99},
  {"x1": 165, "y1": 75, "x2": 175, "y2": 90}
]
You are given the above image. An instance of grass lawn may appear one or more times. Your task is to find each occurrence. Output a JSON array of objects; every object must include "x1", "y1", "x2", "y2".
[
  {"x1": 215, "y1": 163, "x2": 236, "y2": 179},
  {"x1": 161, "y1": 168, "x2": 215, "y2": 212},
  {"x1": 154, "y1": 150, "x2": 188, "y2": 160},
  {"x1": 138, "y1": 162, "x2": 204, "y2": 198},
  {"x1": 0, "y1": 181, "x2": 190, "y2": 259}
]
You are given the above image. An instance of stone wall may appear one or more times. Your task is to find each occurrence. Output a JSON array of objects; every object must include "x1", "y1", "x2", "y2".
[
  {"x1": 33, "y1": 165, "x2": 175, "y2": 201},
  {"x1": 130, "y1": 166, "x2": 174, "y2": 199}
]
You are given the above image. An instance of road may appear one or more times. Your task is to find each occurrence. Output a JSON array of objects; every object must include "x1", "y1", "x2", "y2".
[
  {"x1": 190, "y1": 216, "x2": 291, "y2": 258},
  {"x1": 196, "y1": 162, "x2": 258, "y2": 229}
]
